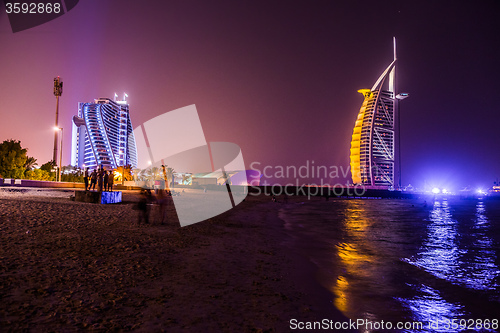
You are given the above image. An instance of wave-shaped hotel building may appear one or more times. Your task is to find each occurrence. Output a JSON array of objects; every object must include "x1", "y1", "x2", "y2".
[
  {"x1": 350, "y1": 38, "x2": 407, "y2": 189},
  {"x1": 71, "y1": 97, "x2": 138, "y2": 170}
]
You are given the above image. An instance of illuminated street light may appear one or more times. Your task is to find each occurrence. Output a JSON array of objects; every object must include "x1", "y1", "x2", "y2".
[
  {"x1": 432, "y1": 187, "x2": 440, "y2": 194},
  {"x1": 53, "y1": 77, "x2": 63, "y2": 163}
]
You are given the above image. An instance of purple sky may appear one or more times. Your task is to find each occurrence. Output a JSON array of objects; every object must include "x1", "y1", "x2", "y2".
[{"x1": 0, "y1": 0, "x2": 499, "y2": 190}]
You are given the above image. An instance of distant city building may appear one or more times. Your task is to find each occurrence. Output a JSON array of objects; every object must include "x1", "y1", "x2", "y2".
[
  {"x1": 191, "y1": 170, "x2": 261, "y2": 186},
  {"x1": 350, "y1": 39, "x2": 399, "y2": 188},
  {"x1": 71, "y1": 97, "x2": 138, "y2": 170}
]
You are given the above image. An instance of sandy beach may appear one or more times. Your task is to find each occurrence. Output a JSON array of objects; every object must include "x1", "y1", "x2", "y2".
[{"x1": 0, "y1": 188, "x2": 349, "y2": 332}]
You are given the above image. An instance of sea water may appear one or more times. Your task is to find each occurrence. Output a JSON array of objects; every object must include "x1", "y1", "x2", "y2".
[{"x1": 279, "y1": 198, "x2": 500, "y2": 332}]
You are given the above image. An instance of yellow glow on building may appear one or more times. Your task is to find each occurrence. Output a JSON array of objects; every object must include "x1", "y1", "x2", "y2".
[
  {"x1": 349, "y1": 89, "x2": 371, "y2": 184},
  {"x1": 349, "y1": 40, "x2": 397, "y2": 187}
]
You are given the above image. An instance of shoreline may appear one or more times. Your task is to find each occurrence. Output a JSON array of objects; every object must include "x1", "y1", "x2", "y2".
[{"x1": 0, "y1": 190, "x2": 350, "y2": 331}]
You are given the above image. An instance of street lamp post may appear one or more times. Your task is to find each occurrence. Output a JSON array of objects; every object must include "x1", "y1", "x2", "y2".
[
  {"x1": 59, "y1": 127, "x2": 63, "y2": 182},
  {"x1": 54, "y1": 127, "x2": 63, "y2": 182},
  {"x1": 395, "y1": 93, "x2": 409, "y2": 190},
  {"x1": 53, "y1": 77, "x2": 63, "y2": 163}
]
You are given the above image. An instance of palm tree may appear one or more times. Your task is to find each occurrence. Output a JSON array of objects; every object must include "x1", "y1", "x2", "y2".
[
  {"x1": 166, "y1": 167, "x2": 175, "y2": 188},
  {"x1": 122, "y1": 164, "x2": 133, "y2": 181},
  {"x1": 132, "y1": 168, "x2": 142, "y2": 181},
  {"x1": 24, "y1": 156, "x2": 37, "y2": 171},
  {"x1": 114, "y1": 165, "x2": 131, "y2": 182},
  {"x1": 151, "y1": 167, "x2": 160, "y2": 180},
  {"x1": 161, "y1": 165, "x2": 175, "y2": 188}
]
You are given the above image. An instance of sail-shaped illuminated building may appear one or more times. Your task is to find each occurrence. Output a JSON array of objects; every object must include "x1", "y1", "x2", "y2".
[
  {"x1": 350, "y1": 38, "x2": 401, "y2": 188},
  {"x1": 71, "y1": 97, "x2": 138, "y2": 170}
]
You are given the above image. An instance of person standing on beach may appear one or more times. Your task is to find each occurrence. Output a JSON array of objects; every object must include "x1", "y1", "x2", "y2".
[
  {"x1": 137, "y1": 189, "x2": 153, "y2": 224},
  {"x1": 157, "y1": 189, "x2": 168, "y2": 224},
  {"x1": 90, "y1": 170, "x2": 97, "y2": 191},
  {"x1": 103, "y1": 171, "x2": 109, "y2": 191},
  {"x1": 108, "y1": 170, "x2": 114, "y2": 191},
  {"x1": 84, "y1": 168, "x2": 89, "y2": 191},
  {"x1": 97, "y1": 169, "x2": 104, "y2": 192}
]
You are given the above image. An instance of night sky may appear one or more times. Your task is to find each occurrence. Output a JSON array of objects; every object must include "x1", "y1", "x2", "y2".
[{"x1": 0, "y1": 0, "x2": 499, "y2": 190}]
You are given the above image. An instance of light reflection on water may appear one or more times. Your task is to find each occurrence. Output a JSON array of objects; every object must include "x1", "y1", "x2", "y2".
[
  {"x1": 469, "y1": 202, "x2": 500, "y2": 290},
  {"x1": 279, "y1": 198, "x2": 500, "y2": 332},
  {"x1": 398, "y1": 199, "x2": 465, "y2": 332},
  {"x1": 410, "y1": 200, "x2": 460, "y2": 280},
  {"x1": 400, "y1": 199, "x2": 500, "y2": 332},
  {"x1": 332, "y1": 205, "x2": 386, "y2": 321},
  {"x1": 398, "y1": 284, "x2": 465, "y2": 333},
  {"x1": 329, "y1": 202, "x2": 413, "y2": 328},
  {"x1": 407, "y1": 200, "x2": 499, "y2": 291}
]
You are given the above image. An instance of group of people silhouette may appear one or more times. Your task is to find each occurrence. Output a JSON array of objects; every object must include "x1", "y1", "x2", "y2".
[
  {"x1": 82, "y1": 166, "x2": 172, "y2": 225},
  {"x1": 137, "y1": 188, "x2": 172, "y2": 225},
  {"x1": 83, "y1": 166, "x2": 114, "y2": 192}
]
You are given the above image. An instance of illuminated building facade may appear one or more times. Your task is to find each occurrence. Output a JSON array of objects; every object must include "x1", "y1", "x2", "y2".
[
  {"x1": 350, "y1": 39, "x2": 398, "y2": 188},
  {"x1": 71, "y1": 98, "x2": 138, "y2": 170}
]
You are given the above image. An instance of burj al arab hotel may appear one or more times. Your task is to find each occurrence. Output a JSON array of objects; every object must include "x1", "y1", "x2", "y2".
[{"x1": 350, "y1": 38, "x2": 407, "y2": 189}]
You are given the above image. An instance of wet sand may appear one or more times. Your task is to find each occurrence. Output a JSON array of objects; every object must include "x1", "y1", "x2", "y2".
[{"x1": 0, "y1": 188, "x2": 348, "y2": 331}]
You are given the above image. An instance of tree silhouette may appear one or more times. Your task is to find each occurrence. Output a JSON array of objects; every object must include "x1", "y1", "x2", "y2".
[
  {"x1": 24, "y1": 156, "x2": 38, "y2": 171},
  {"x1": 0, "y1": 139, "x2": 28, "y2": 178}
]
